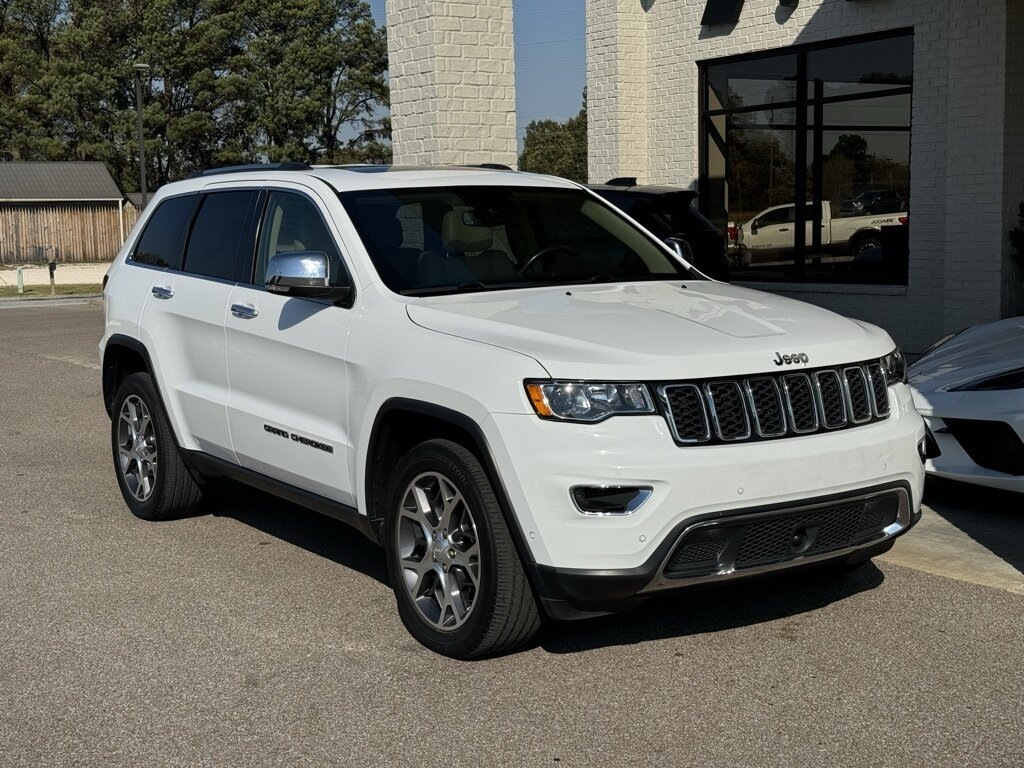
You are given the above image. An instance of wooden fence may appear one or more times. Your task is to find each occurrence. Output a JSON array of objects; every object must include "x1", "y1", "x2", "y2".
[{"x1": 0, "y1": 202, "x2": 140, "y2": 264}]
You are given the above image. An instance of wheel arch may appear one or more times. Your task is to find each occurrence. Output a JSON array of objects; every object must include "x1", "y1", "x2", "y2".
[
  {"x1": 849, "y1": 227, "x2": 883, "y2": 245},
  {"x1": 364, "y1": 398, "x2": 537, "y2": 568},
  {"x1": 102, "y1": 334, "x2": 156, "y2": 417}
]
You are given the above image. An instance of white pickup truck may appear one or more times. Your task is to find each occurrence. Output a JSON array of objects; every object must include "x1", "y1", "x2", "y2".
[{"x1": 737, "y1": 201, "x2": 906, "y2": 265}]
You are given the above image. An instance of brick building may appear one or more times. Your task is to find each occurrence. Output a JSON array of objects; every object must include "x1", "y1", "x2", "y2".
[
  {"x1": 587, "y1": 0, "x2": 1024, "y2": 355},
  {"x1": 385, "y1": 0, "x2": 1023, "y2": 355}
]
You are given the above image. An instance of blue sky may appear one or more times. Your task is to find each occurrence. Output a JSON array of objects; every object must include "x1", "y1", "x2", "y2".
[{"x1": 366, "y1": 0, "x2": 586, "y2": 148}]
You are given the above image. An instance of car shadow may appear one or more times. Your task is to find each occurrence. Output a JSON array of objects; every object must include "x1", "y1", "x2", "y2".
[
  {"x1": 537, "y1": 563, "x2": 885, "y2": 655},
  {"x1": 201, "y1": 480, "x2": 888, "y2": 654},
  {"x1": 206, "y1": 480, "x2": 389, "y2": 587},
  {"x1": 923, "y1": 477, "x2": 1024, "y2": 574}
]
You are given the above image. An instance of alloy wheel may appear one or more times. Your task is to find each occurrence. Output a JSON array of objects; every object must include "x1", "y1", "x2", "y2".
[
  {"x1": 396, "y1": 471, "x2": 481, "y2": 631},
  {"x1": 117, "y1": 394, "x2": 158, "y2": 502}
]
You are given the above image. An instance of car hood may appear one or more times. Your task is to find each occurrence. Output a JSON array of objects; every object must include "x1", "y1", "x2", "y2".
[
  {"x1": 908, "y1": 316, "x2": 1024, "y2": 395},
  {"x1": 406, "y1": 281, "x2": 894, "y2": 380}
]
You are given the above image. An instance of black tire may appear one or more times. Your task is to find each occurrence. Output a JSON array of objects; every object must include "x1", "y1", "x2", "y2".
[
  {"x1": 384, "y1": 439, "x2": 540, "y2": 659},
  {"x1": 852, "y1": 236, "x2": 882, "y2": 255},
  {"x1": 110, "y1": 372, "x2": 203, "y2": 521}
]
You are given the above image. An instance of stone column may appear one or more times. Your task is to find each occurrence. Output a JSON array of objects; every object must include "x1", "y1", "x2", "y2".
[
  {"x1": 586, "y1": 0, "x2": 650, "y2": 184},
  {"x1": 385, "y1": 0, "x2": 517, "y2": 167}
]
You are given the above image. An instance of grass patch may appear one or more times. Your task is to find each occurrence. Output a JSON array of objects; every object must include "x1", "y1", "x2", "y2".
[{"x1": 0, "y1": 283, "x2": 102, "y2": 298}]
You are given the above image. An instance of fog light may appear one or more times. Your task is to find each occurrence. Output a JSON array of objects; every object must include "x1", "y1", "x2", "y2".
[{"x1": 571, "y1": 485, "x2": 653, "y2": 516}]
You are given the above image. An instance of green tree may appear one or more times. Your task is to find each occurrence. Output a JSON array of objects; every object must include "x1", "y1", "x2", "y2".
[
  {"x1": 518, "y1": 88, "x2": 586, "y2": 182},
  {"x1": 0, "y1": 0, "x2": 390, "y2": 188}
]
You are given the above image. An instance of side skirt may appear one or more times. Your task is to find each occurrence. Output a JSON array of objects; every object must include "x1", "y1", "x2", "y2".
[{"x1": 182, "y1": 450, "x2": 379, "y2": 544}]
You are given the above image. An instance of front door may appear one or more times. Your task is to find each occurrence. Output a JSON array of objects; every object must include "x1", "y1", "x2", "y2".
[{"x1": 225, "y1": 188, "x2": 357, "y2": 505}]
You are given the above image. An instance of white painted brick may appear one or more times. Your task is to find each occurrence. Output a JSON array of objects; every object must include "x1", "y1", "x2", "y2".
[{"x1": 386, "y1": 0, "x2": 517, "y2": 168}]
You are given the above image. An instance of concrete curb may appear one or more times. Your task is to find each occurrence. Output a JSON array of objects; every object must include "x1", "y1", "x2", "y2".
[{"x1": 0, "y1": 294, "x2": 102, "y2": 309}]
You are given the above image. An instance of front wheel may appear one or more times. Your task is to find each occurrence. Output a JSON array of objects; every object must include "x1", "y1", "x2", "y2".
[{"x1": 384, "y1": 439, "x2": 540, "y2": 658}]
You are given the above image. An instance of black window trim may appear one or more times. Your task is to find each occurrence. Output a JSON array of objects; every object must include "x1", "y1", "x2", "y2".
[{"x1": 127, "y1": 191, "x2": 201, "y2": 272}]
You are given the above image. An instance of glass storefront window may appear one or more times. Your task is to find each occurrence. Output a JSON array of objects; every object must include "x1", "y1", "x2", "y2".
[{"x1": 701, "y1": 31, "x2": 913, "y2": 285}]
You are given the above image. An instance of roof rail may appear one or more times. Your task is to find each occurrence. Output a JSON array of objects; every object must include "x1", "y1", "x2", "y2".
[
  {"x1": 187, "y1": 162, "x2": 313, "y2": 179},
  {"x1": 605, "y1": 177, "x2": 638, "y2": 187}
]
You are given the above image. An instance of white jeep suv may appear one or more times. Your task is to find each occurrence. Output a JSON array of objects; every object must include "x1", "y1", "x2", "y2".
[{"x1": 100, "y1": 164, "x2": 925, "y2": 658}]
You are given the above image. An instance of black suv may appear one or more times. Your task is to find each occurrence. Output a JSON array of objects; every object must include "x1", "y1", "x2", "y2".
[
  {"x1": 839, "y1": 190, "x2": 905, "y2": 217},
  {"x1": 589, "y1": 179, "x2": 729, "y2": 281}
]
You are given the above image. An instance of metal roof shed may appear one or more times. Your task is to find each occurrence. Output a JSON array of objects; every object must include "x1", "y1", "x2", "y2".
[{"x1": 0, "y1": 161, "x2": 138, "y2": 264}]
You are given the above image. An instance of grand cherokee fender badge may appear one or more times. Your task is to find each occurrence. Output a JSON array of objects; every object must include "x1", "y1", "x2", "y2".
[
  {"x1": 773, "y1": 352, "x2": 810, "y2": 366},
  {"x1": 264, "y1": 424, "x2": 334, "y2": 454}
]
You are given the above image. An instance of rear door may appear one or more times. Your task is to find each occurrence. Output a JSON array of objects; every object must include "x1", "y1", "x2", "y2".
[
  {"x1": 224, "y1": 187, "x2": 357, "y2": 505},
  {"x1": 139, "y1": 188, "x2": 259, "y2": 461}
]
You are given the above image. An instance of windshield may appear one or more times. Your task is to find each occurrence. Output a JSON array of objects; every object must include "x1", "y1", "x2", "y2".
[{"x1": 338, "y1": 186, "x2": 694, "y2": 296}]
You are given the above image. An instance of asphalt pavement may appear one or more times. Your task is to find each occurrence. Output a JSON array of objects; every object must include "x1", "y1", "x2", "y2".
[{"x1": 1, "y1": 303, "x2": 1022, "y2": 767}]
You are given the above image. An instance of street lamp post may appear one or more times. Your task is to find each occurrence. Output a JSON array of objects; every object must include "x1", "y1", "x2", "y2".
[{"x1": 133, "y1": 63, "x2": 150, "y2": 208}]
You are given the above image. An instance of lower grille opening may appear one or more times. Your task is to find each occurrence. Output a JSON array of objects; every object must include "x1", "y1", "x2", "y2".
[{"x1": 663, "y1": 494, "x2": 901, "y2": 579}]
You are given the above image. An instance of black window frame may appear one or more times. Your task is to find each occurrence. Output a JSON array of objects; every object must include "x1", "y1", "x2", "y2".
[
  {"x1": 698, "y1": 27, "x2": 913, "y2": 284},
  {"x1": 128, "y1": 192, "x2": 200, "y2": 271}
]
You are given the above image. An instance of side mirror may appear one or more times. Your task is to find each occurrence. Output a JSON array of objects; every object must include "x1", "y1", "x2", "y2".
[
  {"x1": 750, "y1": 221, "x2": 759, "y2": 234},
  {"x1": 265, "y1": 251, "x2": 351, "y2": 303}
]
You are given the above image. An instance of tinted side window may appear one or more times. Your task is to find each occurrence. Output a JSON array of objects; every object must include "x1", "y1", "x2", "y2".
[
  {"x1": 131, "y1": 195, "x2": 197, "y2": 269},
  {"x1": 758, "y1": 207, "x2": 792, "y2": 226},
  {"x1": 255, "y1": 192, "x2": 346, "y2": 287},
  {"x1": 181, "y1": 191, "x2": 258, "y2": 281}
]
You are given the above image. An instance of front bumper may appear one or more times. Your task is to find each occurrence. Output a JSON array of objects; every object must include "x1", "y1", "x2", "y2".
[
  {"x1": 529, "y1": 482, "x2": 918, "y2": 618},
  {"x1": 484, "y1": 383, "x2": 925, "y2": 616}
]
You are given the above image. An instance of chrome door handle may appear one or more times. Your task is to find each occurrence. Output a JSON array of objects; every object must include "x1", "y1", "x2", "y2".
[
  {"x1": 230, "y1": 303, "x2": 259, "y2": 319},
  {"x1": 151, "y1": 285, "x2": 174, "y2": 299}
]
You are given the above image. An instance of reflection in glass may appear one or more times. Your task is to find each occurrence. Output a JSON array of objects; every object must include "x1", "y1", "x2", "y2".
[{"x1": 703, "y1": 32, "x2": 912, "y2": 285}]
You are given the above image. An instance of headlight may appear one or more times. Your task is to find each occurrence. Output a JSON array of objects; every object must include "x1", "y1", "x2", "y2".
[
  {"x1": 881, "y1": 348, "x2": 907, "y2": 384},
  {"x1": 525, "y1": 381, "x2": 655, "y2": 422}
]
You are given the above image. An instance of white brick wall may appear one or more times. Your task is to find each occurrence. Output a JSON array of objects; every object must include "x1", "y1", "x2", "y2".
[
  {"x1": 587, "y1": 0, "x2": 1021, "y2": 354},
  {"x1": 1002, "y1": 0, "x2": 1024, "y2": 315},
  {"x1": 386, "y1": 0, "x2": 517, "y2": 167}
]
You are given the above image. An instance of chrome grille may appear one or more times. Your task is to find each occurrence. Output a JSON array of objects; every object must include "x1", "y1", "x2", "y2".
[
  {"x1": 783, "y1": 373, "x2": 818, "y2": 433},
  {"x1": 815, "y1": 370, "x2": 847, "y2": 429},
  {"x1": 866, "y1": 363, "x2": 890, "y2": 417},
  {"x1": 659, "y1": 361, "x2": 891, "y2": 446},
  {"x1": 746, "y1": 377, "x2": 786, "y2": 437},
  {"x1": 661, "y1": 384, "x2": 709, "y2": 443},
  {"x1": 844, "y1": 367, "x2": 873, "y2": 423},
  {"x1": 706, "y1": 382, "x2": 750, "y2": 440}
]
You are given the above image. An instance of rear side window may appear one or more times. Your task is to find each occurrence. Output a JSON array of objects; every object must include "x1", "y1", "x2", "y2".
[
  {"x1": 132, "y1": 194, "x2": 197, "y2": 270},
  {"x1": 182, "y1": 190, "x2": 259, "y2": 281}
]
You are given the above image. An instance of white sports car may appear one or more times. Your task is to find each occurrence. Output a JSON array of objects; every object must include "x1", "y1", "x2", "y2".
[{"x1": 908, "y1": 317, "x2": 1024, "y2": 492}]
